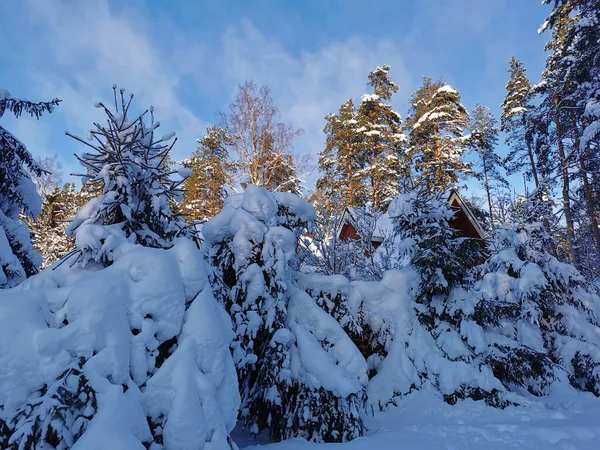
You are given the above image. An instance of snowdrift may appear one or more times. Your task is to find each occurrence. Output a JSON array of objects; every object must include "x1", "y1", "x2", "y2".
[
  {"x1": 204, "y1": 185, "x2": 368, "y2": 443},
  {"x1": 0, "y1": 239, "x2": 239, "y2": 450}
]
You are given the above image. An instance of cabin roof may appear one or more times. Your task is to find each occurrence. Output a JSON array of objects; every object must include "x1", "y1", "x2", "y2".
[{"x1": 336, "y1": 189, "x2": 485, "y2": 241}]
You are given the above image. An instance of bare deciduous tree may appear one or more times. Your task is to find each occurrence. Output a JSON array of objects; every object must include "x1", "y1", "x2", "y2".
[
  {"x1": 221, "y1": 81, "x2": 307, "y2": 192},
  {"x1": 34, "y1": 155, "x2": 63, "y2": 198}
]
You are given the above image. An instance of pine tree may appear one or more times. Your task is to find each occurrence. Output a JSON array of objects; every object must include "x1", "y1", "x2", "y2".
[
  {"x1": 501, "y1": 57, "x2": 541, "y2": 187},
  {"x1": 181, "y1": 126, "x2": 230, "y2": 222},
  {"x1": 561, "y1": 0, "x2": 600, "y2": 151},
  {"x1": 28, "y1": 184, "x2": 80, "y2": 267},
  {"x1": 0, "y1": 89, "x2": 60, "y2": 287},
  {"x1": 406, "y1": 78, "x2": 471, "y2": 192},
  {"x1": 65, "y1": 86, "x2": 192, "y2": 266},
  {"x1": 536, "y1": 0, "x2": 600, "y2": 268},
  {"x1": 316, "y1": 99, "x2": 368, "y2": 212},
  {"x1": 355, "y1": 66, "x2": 407, "y2": 210},
  {"x1": 541, "y1": 0, "x2": 600, "y2": 264},
  {"x1": 468, "y1": 104, "x2": 506, "y2": 224}
]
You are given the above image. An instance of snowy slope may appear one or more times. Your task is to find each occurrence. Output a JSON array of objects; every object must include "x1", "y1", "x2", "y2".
[{"x1": 241, "y1": 389, "x2": 600, "y2": 450}]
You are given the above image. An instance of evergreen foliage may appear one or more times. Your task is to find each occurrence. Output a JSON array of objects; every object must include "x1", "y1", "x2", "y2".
[
  {"x1": 27, "y1": 183, "x2": 79, "y2": 267},
  {"x1": 203, "y1": 185, "x2": 367, "y2": 443},
  {"x1": 0, "y1": 90, "x2": 59, "y2": 287},
  {"x1": 181, "y1": 126, "x2": 230, "y2": 222},
  {"x1": 483, "y1": 196, "x2": 600, "y2": 396},
  {"x1": 65, "y1": 86, "x2": 192, "y2": 266},
  {"x1": 500, "y1": 57, "x2": 541, "y2": 187},
  {"x1": 355, "y1": 66, "x2": 407, "y2": 210},
  {"x1": 390, "y1": 188, "x2": 482, "y2": 303},
  {"x1": 3, "y1": 358, "x2": 97, "y2": 450},
  {"x1": 406, "y1": 78, "x2": 471, "y2": 192},
  {"x1": 316, "y1": 99, "x2": 368, "y2": 212},
  {"x1": 316, "y1": 66, "x2": 406, "y2": 212}
]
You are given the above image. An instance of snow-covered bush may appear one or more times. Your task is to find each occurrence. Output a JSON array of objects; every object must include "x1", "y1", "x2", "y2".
[
  {"x1": 298, "y1": 208, "x2": 354, "y2": 277},
  {"x1": 0, "y1": 90, "x2": 59, "y2": 287},
  {"x1": 0, "y1": 86, "x2": 239, "y2": 449},
  {"x1": 65, "y1": 86, "x2": 191, "y2": 266},
  {"x1": 352, "y1": 189, "x2": 567, "y2": 411},
  {"x1": 387, "y1": 188, "x2": 483, "y2": 301},
  {"x1": 292, "y1": 272, "x2": 361, "y2": 339},
  {"x1": 0, "y1": 239, "x2": 239, "y2": 450},
  {"x1": 203, "y1": 185, "x2": 367, "y2": 443},
  {"x1": 481, "y1": 218, "x2": 600, "y2": 396}
]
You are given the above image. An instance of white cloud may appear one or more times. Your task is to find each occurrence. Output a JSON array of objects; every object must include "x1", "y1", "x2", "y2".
[
  {"x1": 17, "y1": 0, "x2": 413, "y2": 189},
  {"x1": 422, "y1": 0, "x2": 506, "y2": 35},
  {"x1": 206, "y1": 21, "x2": 413, "y2": 187},
  {"x1": 24, "y1": 0, "x2": 208, "y2": 163}
]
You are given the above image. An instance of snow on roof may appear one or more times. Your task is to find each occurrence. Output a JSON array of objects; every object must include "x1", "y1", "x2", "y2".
[
  {"x1": 336, "y1": 207, "x2": 393, "y2": 242},
  {"x1": 373, "y1": 213, "x2": 393, "y2": 241},
  {"x1": 336, "y1": 189, "x2": 485, "y2": 241}
]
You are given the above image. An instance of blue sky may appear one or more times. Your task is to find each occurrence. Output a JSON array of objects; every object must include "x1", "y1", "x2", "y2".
[{"x1": 0, "y1": 0, "x2": 550, "y2": 193}]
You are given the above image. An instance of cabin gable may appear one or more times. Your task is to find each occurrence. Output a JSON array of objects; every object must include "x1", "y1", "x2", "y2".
[
  {"x1": 339, "y1": 222, "x2": 360, "y2": 240},
  {"x1": 336, "y1": 189, "x2": 485, "y2": 247}
]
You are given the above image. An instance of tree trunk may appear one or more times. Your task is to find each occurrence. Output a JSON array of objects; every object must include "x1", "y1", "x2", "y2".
[
  {"x1": 346, "y1": 145, "x2": 354, "y2": 206},
  {"x1": 572, "y1": 117, "x2": 600, "y2": 253},
  {"x1": 482, "y1": 153, "x2": 493, "y2": 224},
  {"x1": 372, "y1": 153, "x2": 379, "y2": 210},
  {"x1": 436, "y1": 136, "x2": 444, "y2": 192},
  {"x1": 523, "y1": 116, "x2": 540, "y2": 188},
  {"x1": 209, "y1": 166, "x2": 215, "y2": 218},
  {"x1": 579, "y1": 156, "x2": 600, "y2": 252},
  {"x1": 591, "y1": 171, "x2": 600, "y2": 207},
  {"x1": 554, "y1": 96, "x2": 578, "y2": 266}
]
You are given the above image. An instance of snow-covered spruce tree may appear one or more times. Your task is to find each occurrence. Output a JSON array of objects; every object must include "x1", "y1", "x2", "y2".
[
  {"x1": 203, "y1": 185, "x2": 367, "y2": 443},
  {"x1": 0, "y1": 89, "x2": 60, "y2": 287},
  {"x1": 292, "y1": 271, "x2": 361, "y2": 340},
  {"x1": 481, "y1": 187, "x2": 600, "y2": 396},
  {"x1": 0, "y1": 239, "x2": 240, "y2": 450},
  {"x1": 65, "y1": 86, "x2": 192, "y2": 266},
  {"x1": 1, "y1": 87, "x2": 240, "y2": 450},
  {"x1": 352, "y1": 188, "x2": 565, "y2": 411},
  {"x1": 390, "y1": 189, "x2": 482, "y2": 307},
  {"x1": 3, "y1": 357, "x2": 97, "y2": 450}
]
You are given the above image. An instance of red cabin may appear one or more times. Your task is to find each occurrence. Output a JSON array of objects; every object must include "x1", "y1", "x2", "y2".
[{"x1": 336, "y1": 189, "x2": 485, "y2": 247}]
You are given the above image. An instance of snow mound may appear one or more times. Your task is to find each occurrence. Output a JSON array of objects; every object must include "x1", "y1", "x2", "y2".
[
  {"x1": 0, "y1": 239, "x2": 239, "y2": 449},
  {"x1": 242, "y1": 388, "x2": 600, "y2": 450},
  {"x1": 204, "y1": 185, "x2": 365, "y2": 443}
]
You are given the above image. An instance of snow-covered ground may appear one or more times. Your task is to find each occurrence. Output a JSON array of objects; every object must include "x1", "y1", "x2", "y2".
[{"x1": 238, "y1": 388, "x2": 600, "y2": 450}]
